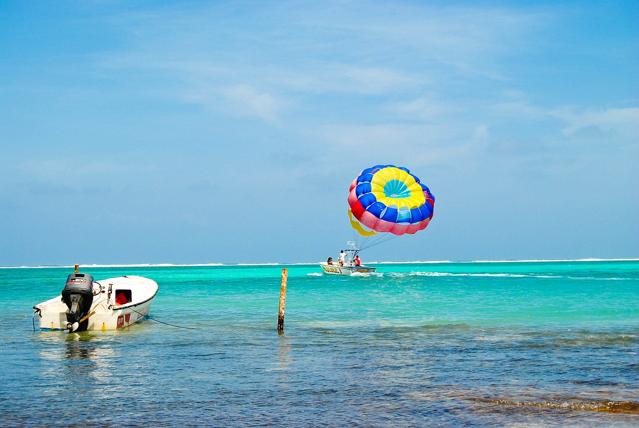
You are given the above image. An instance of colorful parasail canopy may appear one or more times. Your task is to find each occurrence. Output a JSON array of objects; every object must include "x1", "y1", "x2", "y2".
[{"x1": 348, "y1": 165, "x2": 435, "y2": 236}]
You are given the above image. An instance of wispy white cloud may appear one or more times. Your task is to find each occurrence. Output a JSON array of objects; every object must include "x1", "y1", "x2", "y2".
[
  {"x1": 317, "y1": 122, "x2": 480, "y2": 168},
  {"x1": 386, "y1": 97, "x2": 456, "y2": 121},
  {"x1": 18, "y1": 158, "x2": 137, "y2": 181},
  {"x1": 329, "y1": 65, "x2": 418, "y2": 94},
  {"x1": 94, "y1": 1, "x2": 549, "y2": 115},
  {"x1": 292, "y1": 3, "x2": 548, "y2": 79},
  {"x1": 491, "y1": 93, "x2": 546, "y2": 118},
  {"x1": 183, "y1": 84, "x2": 287, "y2": 123},
  {"x1": 218, "y1": 84, "x2": 287, "y2": 122},
  {"x1": 58, "y1": 2, "x2": 639, "y2": 172},
  {"x1": 551, "y1": 107, "x2": 639, "y2": 139}
]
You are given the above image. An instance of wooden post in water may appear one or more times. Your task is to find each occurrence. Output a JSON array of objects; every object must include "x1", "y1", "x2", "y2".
[{"x1": 277, "y1": 268, "x2": 288, "y2": 335}]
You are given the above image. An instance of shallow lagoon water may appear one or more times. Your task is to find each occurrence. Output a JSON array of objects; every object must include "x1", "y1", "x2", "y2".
[{"x1": 1, "y1": 261, "x2": 638, "y2": 426}]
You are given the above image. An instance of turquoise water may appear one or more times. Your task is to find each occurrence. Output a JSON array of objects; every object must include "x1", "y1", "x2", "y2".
[{"x1": 1, "y1": 261, "x2": 638, "y2": 426}]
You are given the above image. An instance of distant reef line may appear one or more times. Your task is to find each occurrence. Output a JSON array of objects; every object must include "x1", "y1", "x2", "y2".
[{"x1": 1, "y1": 258, "x2": 638, "y2": 269}]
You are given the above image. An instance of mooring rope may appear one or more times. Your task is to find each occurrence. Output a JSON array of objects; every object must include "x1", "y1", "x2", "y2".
[{"x1": 129, "y1": 307, "x2": 199, "y2": 330}]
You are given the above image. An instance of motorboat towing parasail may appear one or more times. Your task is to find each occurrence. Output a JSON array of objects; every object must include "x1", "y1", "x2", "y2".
[
  {"x1": 320, "y1": 249, "x2": 377, "y2": 275},
  {"x1": 33, "y1": 266, "x2": 158, "y2": 332}
]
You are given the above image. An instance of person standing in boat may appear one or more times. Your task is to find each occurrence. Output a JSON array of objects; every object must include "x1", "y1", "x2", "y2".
[
  {"x1": 327, "y1": 257, "x2": 334, "y2": 265},
  {"x1": 354, "y1": 255, "x2": 361, "y2": 266},
  {"x1": 338, "y1": 250, "x2": 346, "y2": 266}
]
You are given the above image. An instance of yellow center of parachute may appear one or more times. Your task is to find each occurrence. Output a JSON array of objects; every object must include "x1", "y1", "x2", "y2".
[{"x1": 370, "y1": 167, "x2": 425, "y2": 209}]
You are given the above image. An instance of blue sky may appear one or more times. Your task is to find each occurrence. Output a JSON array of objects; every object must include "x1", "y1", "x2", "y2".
[{"x1": 1, "y1": 0, "x2": 638, "y2": 265}]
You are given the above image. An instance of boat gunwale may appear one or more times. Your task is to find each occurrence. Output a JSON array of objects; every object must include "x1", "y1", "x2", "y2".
[{"x1": 110, "y1": 286, "x2": 159, "y2": 310}]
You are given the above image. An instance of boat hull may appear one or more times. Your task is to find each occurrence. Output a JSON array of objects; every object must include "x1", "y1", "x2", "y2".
[{"x1": 320, "y1": 263, "x2": 376, "y2": 275}]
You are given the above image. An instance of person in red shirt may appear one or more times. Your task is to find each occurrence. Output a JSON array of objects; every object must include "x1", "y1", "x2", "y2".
[{"x1": 354, "y1": 255, "x2": 361, "y2": 266}]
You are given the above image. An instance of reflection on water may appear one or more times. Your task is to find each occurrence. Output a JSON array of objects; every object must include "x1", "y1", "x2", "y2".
[
  {"x1": 36, "y1": 332, "x2": 118, "y2": 398},
  {"x1": 275, "y1": 334, "x2": 292, "y2": 389},
  {"x1": 64, "y1": 333, "x2": 98, "y2": 359},
  {"x1": 278, "y1": 334, "x2": 291, "y2": 369}
]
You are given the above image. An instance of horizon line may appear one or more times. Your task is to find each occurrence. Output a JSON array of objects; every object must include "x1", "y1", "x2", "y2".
[{"x1": 1, "y1": 258, "x2": 639, "y2": 269}]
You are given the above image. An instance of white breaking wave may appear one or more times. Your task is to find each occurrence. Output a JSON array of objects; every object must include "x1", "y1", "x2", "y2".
[
  {"x1": 350, "y1": 271, "x2": 384, "y2": 277},
  {"x1": 384, "y1": 272, "x2": 633, "y2": 281},
  {"x1": 374, "y1": 258, "x2": 639, "y2": 265},
  {"x1": 0, "y1": 262, "x2": 226, "y2": 269},
  {"x1": 467, "y1": 258, "x2": 639, "y2": 263},
  {"x1": 374, "y1": 260, "x2": 453, "y2": 265},
  {"x1": 387, "y1": 272, "x2": 561, "y2": 279},
  {"x1": 306, "y1": 272, "x2": 323, "y2": 277},
  {"x1": 1, "y1": 258, "x2": 637, "y2": 269},
  {"x1": 235, "y1": 263, "x2": 281, "y2": 266},
  {"x1": 81, "y1": 263, "x2": 201, "y2": 268}
]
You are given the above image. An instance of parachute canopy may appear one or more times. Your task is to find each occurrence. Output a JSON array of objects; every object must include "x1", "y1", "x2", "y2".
[{"x1": 348, "y1": 165, "x2": 435, "y2": 236}]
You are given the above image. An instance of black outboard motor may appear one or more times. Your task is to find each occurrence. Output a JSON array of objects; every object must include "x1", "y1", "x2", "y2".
[{"x1": 61, "y1": 272, "x2": 94, "y2": 332}]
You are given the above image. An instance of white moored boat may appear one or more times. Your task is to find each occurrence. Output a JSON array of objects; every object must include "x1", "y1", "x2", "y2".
[{"x1": 34, "y1": 268, "x2": 158, "y2": 332}]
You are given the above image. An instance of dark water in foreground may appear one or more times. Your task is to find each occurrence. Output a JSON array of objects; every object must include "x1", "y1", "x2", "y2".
[{"x1": 1, "y1": 261, "x2": 638, "y2": 426}]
